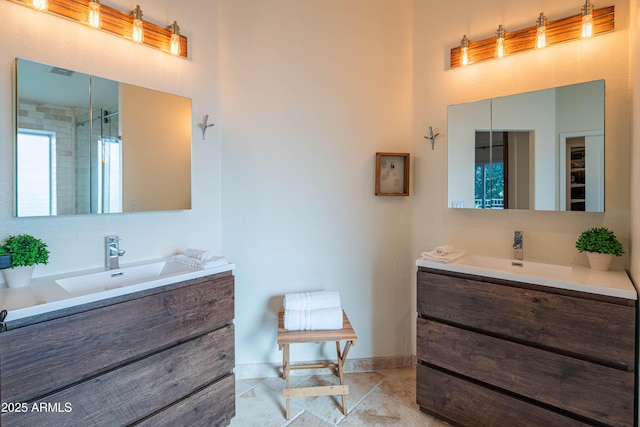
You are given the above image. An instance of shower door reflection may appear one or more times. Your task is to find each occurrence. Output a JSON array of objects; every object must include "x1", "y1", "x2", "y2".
[{"x1": 98, "y1": 136, "x2": 122, "y2": 213}]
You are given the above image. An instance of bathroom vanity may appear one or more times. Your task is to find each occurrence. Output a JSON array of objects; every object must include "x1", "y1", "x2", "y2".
[
  {"x1": 416, "y1": 256, "x2": 637, "y2": 427},
  {"x1": 0, "y1": 261, "x2": 235, "y2": 426}
]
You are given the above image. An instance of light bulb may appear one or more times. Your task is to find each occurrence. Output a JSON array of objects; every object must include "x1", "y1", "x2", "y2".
[
  {"x1": 495, "y1": 25, "x2": 506, "y2": 58},
  {"x1": 170, "y1": 21, "x2": 180, "y2": 56},
  {"x1": 132, "y1": 5, "x2": 144, "y2": 44},
  {"x1": 535, "y1": 13, "x2": 547, "y2": 49},
  {"x1": 32, "y1": 0, "x2": 47, "y2": 11},
  {"x1": 460, "y1": 35, "x2": 470, "y2": 66},
  {"x1": 581, "y1": 0, "x2": 594, "y2": 38},
  {"x1": 88, "y1": 0, "x2": 101, "y2": 29}
]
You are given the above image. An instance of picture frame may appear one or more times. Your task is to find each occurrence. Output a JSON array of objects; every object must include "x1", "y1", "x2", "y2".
[{"x1": 375, "y1": 152, "x2": 410, "y2": 196}]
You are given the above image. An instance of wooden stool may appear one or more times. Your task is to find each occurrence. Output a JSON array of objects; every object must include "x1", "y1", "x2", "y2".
[{"x1": 277, "y1": 310, "x2": 358, "y2": 419}]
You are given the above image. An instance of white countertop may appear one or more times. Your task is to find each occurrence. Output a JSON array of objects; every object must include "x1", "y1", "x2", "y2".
[
  {"x1": 0, "y1": 258, "x2": 235, "y2": 323},
  {"x1": 416, "y1": 254, "x2": 637, "y2": 300}
]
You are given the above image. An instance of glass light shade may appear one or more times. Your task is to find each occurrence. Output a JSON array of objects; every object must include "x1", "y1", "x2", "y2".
[
  {"x1": 581, "y1": 14, "x2": 593, "y2": 38},
  {"x1": 581, "y1": 1, "x2": 594, "y2": 38},
  {"x1": 535, "y1": 13, "x2": 547, "y2": 49},
  {"x1": 461, "y1": 47, "x2": 469, "y2": 66},
  {"x1": 495, "y1": 25, "x2": 506, "y2": 58},
  {"x1": 170, "y1": 34, "x2": 180, "y2": 56},
  {"x1": 32, "y1": 0, "x2": 47, "y2": 11},
  {"x1": 132, "y1": 6, "x2": 144, "y2": 43},
  {"x1": 132, "y1": 19, "x2": 144, "y2": 43},
  {"x1": 460, "y1": 35, "x2": 469, "y2": 66},
  {"x1": 169, "y1": 21, "x2": 180, "y2": 56},
  {"x1": 88, "y1": 0, "x2": 101, "y2": 29}
]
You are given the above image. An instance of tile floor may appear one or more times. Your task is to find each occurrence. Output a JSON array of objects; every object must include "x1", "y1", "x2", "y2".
[{"x1": 230, "y1": 367, "x2": 450, "y2": 426}]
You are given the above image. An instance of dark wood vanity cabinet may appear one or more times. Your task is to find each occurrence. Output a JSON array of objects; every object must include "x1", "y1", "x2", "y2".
[
  {"x1": 0, "y1": 272, "x2": 235, "y2": 426},
  {"x1": 416, "y1": 267, "x2": 637, "y2": 427}
]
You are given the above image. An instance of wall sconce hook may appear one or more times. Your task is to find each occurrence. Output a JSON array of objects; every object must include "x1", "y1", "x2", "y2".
[
  {"x1": 424, "y1": 126, "x2": 440, "y2": 150},
  {"x1": 197, "y1": 114, "x2": 215, "y2": 140}
]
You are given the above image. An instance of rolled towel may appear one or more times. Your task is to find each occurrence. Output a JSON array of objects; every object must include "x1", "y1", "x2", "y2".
[
  {"x1": 171, "y1": 254, "x2": 228, "y2": 269},
  {"x1": 184, "y1": 248, "x2": 216, "y2": 261},
  {"x1": 434, "y1": 245, "x2": 456, "y2": 257},
  {"x1": 283, "y1": 291, "x2": 341, "y2": 311},
  {"x1": 284, "y1": 308, "x2": 344, "y2": 330}
]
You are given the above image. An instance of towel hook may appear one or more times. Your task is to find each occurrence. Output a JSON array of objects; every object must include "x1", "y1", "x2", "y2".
[
  {"x1": 197, "y1": 114, "x2": 215, "y2": 141},
  {"x1": 424, "y1": 126, "x2": 440, "y2": 150}
]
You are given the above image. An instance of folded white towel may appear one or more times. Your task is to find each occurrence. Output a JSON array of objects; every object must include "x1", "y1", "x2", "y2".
[
  {"x1": 283, "y1": 291, "x2": 341, "y2": 311},
  {"x1": 434, "y1": 245, "x2": 456, "y2": 256},
  {"x1": 171, "y1": 254, "x2": 228, "y2": 269},
  {"x1": 284, "y1": 308, "x2": 344, "y2": 330},
  {"x1": 184, "y1": 248, "x2": 216, "y2": 261},
  {"x1": 421, "y1": 250, "x2": 467, "y2": 264}
]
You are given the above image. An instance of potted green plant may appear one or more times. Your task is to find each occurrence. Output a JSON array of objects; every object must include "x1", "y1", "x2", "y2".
[
  {"x1": 575, "y1": 227, "x2": 623, "y2": 271},
  {"x1": 1, "y1": 234, "x2": 50, "y2": 288}
]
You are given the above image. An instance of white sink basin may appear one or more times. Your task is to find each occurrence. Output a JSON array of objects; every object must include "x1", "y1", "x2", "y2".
[
  {"x1": 462, "y1": 255, "x2": 572, "y2": 280},
  {"x1": 416, "y1": 253, "x2": 636, "y2": 300},
  {"x1": 55, "y1": 261, "x2": 194, "y2": 295}
]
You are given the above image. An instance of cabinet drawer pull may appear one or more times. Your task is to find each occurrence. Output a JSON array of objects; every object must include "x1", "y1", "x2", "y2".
[{"x1": 0, "y1": 309, "x2": 7, "y2": 332}]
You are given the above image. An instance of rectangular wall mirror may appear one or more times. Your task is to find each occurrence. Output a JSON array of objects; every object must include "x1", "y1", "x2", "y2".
[
  {"x1": 447, "y1": 80, "x2": 605, "y2": 212},
  {"x1": 15, "y1": 58, "x2": 192, "y2": 217}
]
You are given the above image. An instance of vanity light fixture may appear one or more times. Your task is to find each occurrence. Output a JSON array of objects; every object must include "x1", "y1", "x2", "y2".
[
  {"x1": 32, "y1": 0, "x2": 47, "y2": 11},
  {"x1": 131, "y1": 5, "x2": 144, "y2": 44},
  {"x1": 169, "y1": 21, "x2": 180, "y2": 56},
  {"x1": 495, "y1": 25, "x2": 506, "y2": 58},
  {"x1": 7, "y1": 0, "x2": 189, "y2": 58},
  {"x1": 460, "y1": 35, "x2": 470, "y2": 66},
  {"x1": 450, "y1": 4, "x2": 614, "y2": 68},
  {"x1": 88, "y1": 0, "x2": 101, "y2": 29},
  {"x1": 535, "y1": 12, "x2": 547, "y2": 49},
  {"x1": 581, "y1": 0, "x2": 594, "y2": 38}
]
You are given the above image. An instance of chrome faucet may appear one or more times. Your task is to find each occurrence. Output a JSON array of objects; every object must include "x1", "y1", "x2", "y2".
[
  {"x1": 513, "y1": 231, "x2": 523, "y2": 260},
  {"x1": 106, "y1": 235, "x2": 125, "y2": 269}
]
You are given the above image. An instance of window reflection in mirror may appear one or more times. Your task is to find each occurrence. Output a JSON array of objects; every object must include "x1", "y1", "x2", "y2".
[
  {"x1": 15, "y1": 58, "x2": 192, "y2": 217},
  {"x1": 448, "y1": 80, "x2": 604, "y2": 212}
]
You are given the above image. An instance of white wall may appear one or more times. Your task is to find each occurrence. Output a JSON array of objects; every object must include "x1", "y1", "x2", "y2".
[
  {"x1": 219, "y1": 0, "x2": 414, "y2": 365},
  {"x1": 1, "y1": 0, "x2": 223, "y2": 276}
]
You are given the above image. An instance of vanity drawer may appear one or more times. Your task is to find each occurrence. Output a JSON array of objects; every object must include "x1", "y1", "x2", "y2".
[
  {"x1": 417, "y1": 270, "x2": 636, "y2": 369},
  {"x1": 1, "y1": 325, "x2": 234, "y2": 427},
  {"x1": 416, "y1": 364, "x2": 588, "y2": 427},
  {"x1": 0, "y1": 275, "x2": 234, "y2": 403},
  {"x1": 417, "y1": 318, "x2": 635, "y2": 426},
  {"x1": 137, "y1": 373, "x2": 236, "y2": 427}
]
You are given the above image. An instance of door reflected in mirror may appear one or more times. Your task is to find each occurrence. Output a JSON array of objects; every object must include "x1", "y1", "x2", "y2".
[
  {"x1": 448, "y1": 80, "x2": 604, "y2": 212},
  {"x1": 15, "y1": 58, "x2": 192, "y2": 217}
]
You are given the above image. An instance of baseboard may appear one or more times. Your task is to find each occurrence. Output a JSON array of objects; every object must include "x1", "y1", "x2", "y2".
[{"x1": 235, "y1": 355, "x2": 416, "y2": 380}]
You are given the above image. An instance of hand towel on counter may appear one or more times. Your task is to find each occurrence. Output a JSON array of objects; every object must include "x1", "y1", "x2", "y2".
[
  {"x1": 284, "y1": 307, "x2": 344, "y2": 330},
  {"x1": 283, "y1": 291, "x2": 341, "y2": 311},
  {"x1": 433, "y1": 245, "x2": 456, "y2": 257},
  {"x1": 171, "y1": 254, "x2": 228, "y2": 269},
  {"x1": 421, "y1": 249, "x2": 467, "y2": 264},
  {"x1": 184, "y1": 248, "x2": 216, "y2": 261}
]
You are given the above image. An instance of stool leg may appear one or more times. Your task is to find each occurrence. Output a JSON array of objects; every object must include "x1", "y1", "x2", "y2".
[
  {"x1": 284, "y1": 344, "x2": 291, "y2": 419},
  {"x1": 336, "y1": 341, "x2": 348, "y2": 415}
]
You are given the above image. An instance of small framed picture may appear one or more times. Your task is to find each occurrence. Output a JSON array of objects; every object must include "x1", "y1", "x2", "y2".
[{"x1": 375, "y1": 152, "x2": 410, "y2": 196}]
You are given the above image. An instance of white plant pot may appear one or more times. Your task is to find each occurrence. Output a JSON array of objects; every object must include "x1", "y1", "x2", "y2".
[
  {"x1": 2, "y1": 265, "x2": 35, "y2": 288},
  {"x1": 586, "y1": 252, "x2": 613, "y2": 271}
]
